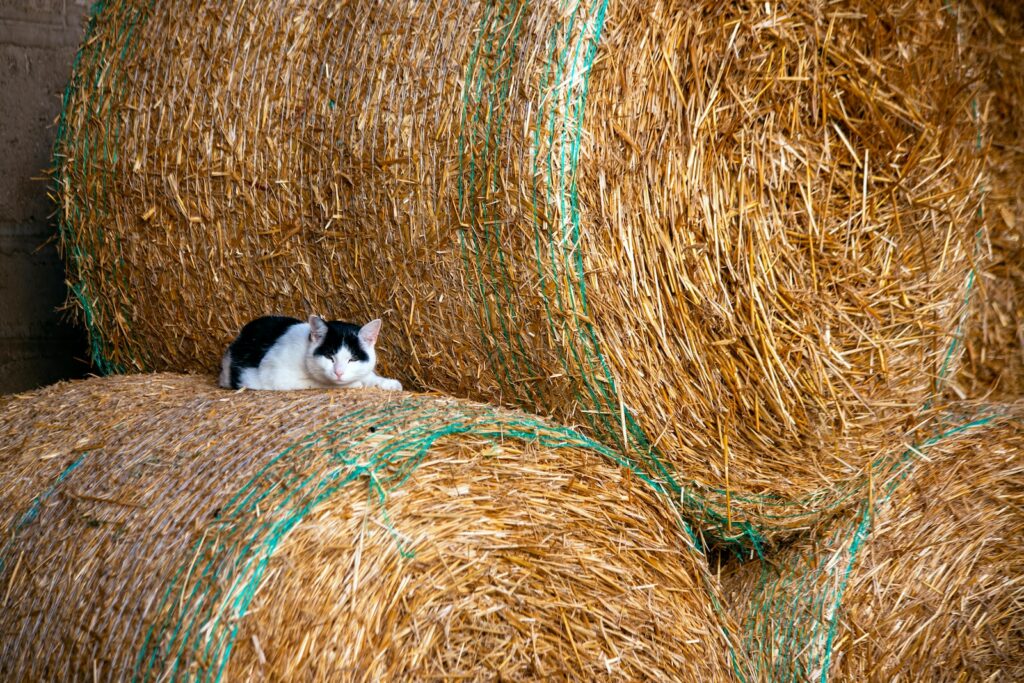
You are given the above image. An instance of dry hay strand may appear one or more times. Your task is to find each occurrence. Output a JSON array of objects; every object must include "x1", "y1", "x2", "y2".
[
  {"x1": 55, "y1": 0, "x2": 984, "y2": 546},
  {"x1": 722, "y1": 403, "x2": 1024, "y2": 682},
  {"x1": 954, "y1": 2, "x2": 1024, "y2": 399},
  {"x1": 0, "y1": 373, "x2": 748, "y2": 681},
  {"x1": 982, "y1": 0, "x2": 1024, "y2": 26}
]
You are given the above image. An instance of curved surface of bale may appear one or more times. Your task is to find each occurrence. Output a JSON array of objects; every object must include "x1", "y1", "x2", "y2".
[
  {"x1": 957, "y1": 4, "x2": 1024, "y2": 399},
  {"x1": 722, "y1": 404, "x2": 1024, "y2": 682},
  {"x1": 0, "y1": 374, "x2": 747, "y2": 681},
  {"x1": 56, "y1": 0, "x2": 983, "y2": 544}
]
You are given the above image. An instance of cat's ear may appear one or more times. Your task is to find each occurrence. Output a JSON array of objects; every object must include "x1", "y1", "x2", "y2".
[
  {"x1": 358, "y1": 319, "x2": 382, "y2": 347},
  {"x1": 308, "y1": 315, "x2": 328, "y2": 345}
]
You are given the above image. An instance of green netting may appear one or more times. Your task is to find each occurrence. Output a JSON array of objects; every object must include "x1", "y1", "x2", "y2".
[
  {"x1": 735, "y1": 2, "x2": 989, "y2": 676},
  {"x1": 54, "y1": 0, "x2": 117, "y2": 374},
  {"x1": 457, "y1": 0, "x2": 540, "y2": 406},
  {"x1": 740, "y1": 410, "x2": 1003, "y2": 683},
  {"x1": 54, "y1": 0, "x2": 153, "y2": 375},
  {"x1": 453, "y1": 0, "x2": 751, "y2": 551},
  {"x1": 123, "y1": 395, "x2": 748, "y2": 681},
  {"x1": 0, "y1": 453, "x2": 90, "y2": 575}
]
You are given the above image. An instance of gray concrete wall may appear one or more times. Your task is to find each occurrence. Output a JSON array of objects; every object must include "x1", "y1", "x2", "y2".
[{"x1": 0, "y1": 0, "x2": 91, "y2": 394}]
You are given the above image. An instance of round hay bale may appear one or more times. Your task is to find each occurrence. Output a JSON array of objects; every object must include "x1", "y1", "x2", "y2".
[
  {"x1": 0, "y1": 374, "x2": 747, "y2": 681},
  {"x1": 722, "y1": 405, "x2": 1024, "y2": 681},
  {"x1": 956, "y1": 3, "x2": 1024, "y2": 399},
  {"x1": 55, "y1": 0, "x2": 984, "y2": 545}
]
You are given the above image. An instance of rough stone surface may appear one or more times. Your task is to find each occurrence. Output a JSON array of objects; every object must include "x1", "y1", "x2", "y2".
[{"x1": 0, "y1": 1, "x2": 91, "y2": 393}]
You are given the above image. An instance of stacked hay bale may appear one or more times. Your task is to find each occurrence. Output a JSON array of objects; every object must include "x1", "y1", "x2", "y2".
[
  {"x1": 723, "y1": 405, "x2": 1024, "y2": 681},
  {"x1": 55, "y1": 0, "x2": 984, "y2": 546},
  {"x1": 0, "y1": 374, "x2": 747, "y2": 681},
  {"x1": 956, "y1": 3, "x2": 1024, "y2": 398}
]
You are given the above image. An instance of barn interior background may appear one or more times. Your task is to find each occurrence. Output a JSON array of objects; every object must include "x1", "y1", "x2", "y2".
[{"x1": 0, "y1": 0, "x2": 91, "y2": 394}]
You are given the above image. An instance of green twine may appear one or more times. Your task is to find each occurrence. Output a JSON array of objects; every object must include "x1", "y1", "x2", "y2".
[
  {"x1": 533, "y1": 0, "x2": 658, "y2": 466},
  {"x1": 457, "y1": 0, "x2": 542, "y2": 408},
  {"x1": 132, "y1": 397, "x2": 705, "y2": 682},
  {"x1": 0, "y1": 453, "x2": 90, "y2": 576},
  {"x1": 54, "y1": 0, "x2": 117, "y2": 374},
  {"x1": 740, "y1": 411, "x2": 1003, "y2": 682},
  {"x1": 815, "y1": 412, "x2": 1004, "y2": 680},
  {"x1": 804, "y1": 5, "x2": 988, "y2": 679},
  {"x1": 54, "y1": 0, "x2": 151, "y2": 375}
]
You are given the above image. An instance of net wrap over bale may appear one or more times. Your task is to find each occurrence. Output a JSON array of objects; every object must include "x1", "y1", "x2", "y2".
[
  {"x1": 56, "y1": 0, "x2": 984, "y2": 545},
  {"x1": 722, "y1": 403, "x2": 1024, "y2": 682},
  {"x1": 0, "y1": 374, "x2": 748, "y2": 681}
]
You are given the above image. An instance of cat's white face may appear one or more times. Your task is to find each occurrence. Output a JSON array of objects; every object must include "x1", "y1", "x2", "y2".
[
  {"x1": 306, "y1": 345, "x2": 375, "y2": 385},
  {"x1": 304, "y1": 316, "x2": 381, "y2": 386}
]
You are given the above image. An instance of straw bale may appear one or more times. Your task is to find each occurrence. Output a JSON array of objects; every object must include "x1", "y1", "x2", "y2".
[
  {"x1": 722, "y1": 403, "x2": 1024, "y2": 682},
  {"x1": 0, "y1": 374, "x2": 747, "y2": 681},
  {"x1": 55, "y1": 0, "x2": 984, "y2": 545},
  {"x1": 955, "y1": 3, "x2": 1024, "y2": 399}
]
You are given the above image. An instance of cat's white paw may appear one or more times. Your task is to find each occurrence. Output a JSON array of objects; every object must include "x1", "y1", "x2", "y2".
[{"x1": 378, "y1": 378, "x2": 403, "y2": 391}]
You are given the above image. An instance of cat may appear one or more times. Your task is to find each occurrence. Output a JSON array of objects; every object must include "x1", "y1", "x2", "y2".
[{"x1": 218, "y1": 315, "x2": 403, "y2": 391}]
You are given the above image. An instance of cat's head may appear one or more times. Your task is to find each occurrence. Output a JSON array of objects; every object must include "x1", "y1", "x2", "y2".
[{"x1": 304, "y1": 315, "x2": 380, "y2": 386}]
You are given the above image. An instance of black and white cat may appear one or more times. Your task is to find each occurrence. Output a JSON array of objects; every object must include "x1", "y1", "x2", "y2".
[{"x1": 218, "y1": 315, "x2": 403, "y2": 391}]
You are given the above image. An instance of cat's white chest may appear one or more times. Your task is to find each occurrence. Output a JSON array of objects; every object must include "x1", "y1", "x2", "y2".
[
  {"x1": 242, "y1": 324, "x2": 325, "y2": 390},
  {"x1": 239, "y1": 366, "x2": 324, "y2": 390}
]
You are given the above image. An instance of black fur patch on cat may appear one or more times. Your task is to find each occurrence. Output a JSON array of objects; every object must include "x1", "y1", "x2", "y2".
[
  {"x1": 314, "y1": 322, "x2": 370, "y2": 363},
  {"x1": 227, "y1": 315, "x2": 302, "y2": 388}
]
